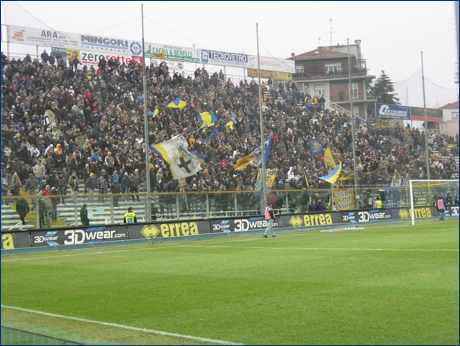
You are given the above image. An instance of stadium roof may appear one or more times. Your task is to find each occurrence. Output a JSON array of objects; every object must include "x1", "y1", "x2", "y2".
[
  {"x1": 287, "y1": 47, "x2": 353, "y2": 61},
  {"x1": 439, "y1": 101, "x2": 458, "y2": 109}
]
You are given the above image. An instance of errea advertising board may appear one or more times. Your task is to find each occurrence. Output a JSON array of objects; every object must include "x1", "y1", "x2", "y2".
[{"x1": 375, "y1": 103, "x2": 411, "y2": 120}]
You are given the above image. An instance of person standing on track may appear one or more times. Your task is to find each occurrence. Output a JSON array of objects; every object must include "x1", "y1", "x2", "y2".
[{"x1": 263, "y1": 203, "x2": 276, "y2": 238}]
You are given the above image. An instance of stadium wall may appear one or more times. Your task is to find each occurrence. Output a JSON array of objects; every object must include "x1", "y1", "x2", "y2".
[{"x1": 2, "y1": 206, "x2": 458, "y2": 250}]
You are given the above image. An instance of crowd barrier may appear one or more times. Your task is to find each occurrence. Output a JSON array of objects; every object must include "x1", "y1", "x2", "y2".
[{"x1": 2, "y1": 205, "x2": 458, "y2": 250}]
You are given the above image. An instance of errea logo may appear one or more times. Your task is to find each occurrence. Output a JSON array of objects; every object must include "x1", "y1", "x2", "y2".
[
  {"x1": 141, "y1": 225, "x2": 161, "y2": 238},
  {"x1": 289, "y1": 216, "x2": 303, "y2": 227}
]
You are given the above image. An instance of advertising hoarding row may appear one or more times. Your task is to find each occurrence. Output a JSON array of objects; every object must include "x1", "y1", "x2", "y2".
[
  {"x1": 7, "y1": 25, "x2": 295, "y2": 73},
  {"x1": 3, "y1": 206, "x2": 457, "y2": 250}
]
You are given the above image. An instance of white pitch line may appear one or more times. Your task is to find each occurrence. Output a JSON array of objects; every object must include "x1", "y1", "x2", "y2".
[
  {"x1": 180, "y1": 245, "x2": 458, "y2": 252},
  {"x1": 1, "y1": 305, "x2": 242, "y2": 345}
]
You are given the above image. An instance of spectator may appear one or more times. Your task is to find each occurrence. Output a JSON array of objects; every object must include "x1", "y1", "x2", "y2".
[
  {"x1": 15, "y1": 197, "x2": 30, "y2": 225},
  {"x1": 40, "y1": 50, "x2": 49, "y2": 64}
]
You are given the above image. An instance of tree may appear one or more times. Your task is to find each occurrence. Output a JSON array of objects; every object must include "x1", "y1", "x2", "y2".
[{"x1": 367, "y1": 70, "x2": 400, "y2": 117}]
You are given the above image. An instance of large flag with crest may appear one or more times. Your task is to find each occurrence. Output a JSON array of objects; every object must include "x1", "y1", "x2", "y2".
[{"x1": 150, "y1": 135, "x2": 201, "y2": 179}]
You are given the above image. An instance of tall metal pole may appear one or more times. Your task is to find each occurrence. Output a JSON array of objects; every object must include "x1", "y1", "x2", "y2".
[
  {"x1": 347, "y1": 39, "x2": 359, "y2": 207},
  {"x1": 421, "y1": 51, "x2": 431, "y2": 180},
  {"x1": 256, "y1": 23, "x2": 267, "y2": 207},
  {"x1": 142, "y1": 4, "x2": 151, "y2": 221}
]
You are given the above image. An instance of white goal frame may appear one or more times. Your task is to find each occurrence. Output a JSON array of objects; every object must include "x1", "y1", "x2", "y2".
[{"x1": 409, "y1": 179, "x2": 458, "y2": 226}]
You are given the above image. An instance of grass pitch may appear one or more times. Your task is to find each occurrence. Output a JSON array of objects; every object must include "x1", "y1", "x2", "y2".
[{"x1": 1, "y1": 220, "x2": 458, "y2": 344}]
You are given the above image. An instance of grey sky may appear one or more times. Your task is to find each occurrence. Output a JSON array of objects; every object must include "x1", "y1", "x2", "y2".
[{"x1": 2, "y1": 1, "x2": 458, "y2": 108}]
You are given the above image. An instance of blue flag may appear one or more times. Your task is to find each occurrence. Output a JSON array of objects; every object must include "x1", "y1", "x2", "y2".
[{"x1": 308, "y1": 138, "x2": 324, "y2": 157}]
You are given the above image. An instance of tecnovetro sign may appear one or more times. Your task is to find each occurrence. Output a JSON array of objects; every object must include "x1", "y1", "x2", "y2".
[
  {"x1": 200, "y1": 50, "x2": 249, "y2": 68},
  {"x1": 375, "y1": 103, "x2": 411, "y2": 120}
]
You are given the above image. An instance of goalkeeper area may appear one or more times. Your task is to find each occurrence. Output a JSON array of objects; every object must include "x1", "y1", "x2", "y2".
[{"x1": 409, "y1": 179, "x2": 459, "y2": 225}]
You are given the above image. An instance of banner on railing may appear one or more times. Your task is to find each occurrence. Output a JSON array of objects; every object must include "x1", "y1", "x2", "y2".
[
  {"x1": 333, "y1": 188, "x2": 355, "y2": 210},
  {"x1": 247, "y1": 68, "x2": 292, "y2": 80},
  {"x1": 253, "y1": 168, "x2": 278, "y2": 198},
  {"x1": 51, "y1": 47, "x2": 80, "y2": 61}
]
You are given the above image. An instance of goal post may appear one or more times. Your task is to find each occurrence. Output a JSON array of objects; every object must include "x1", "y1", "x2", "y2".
[{"x1": 409, "y1": 179, "x2": 459, "y2": 226}]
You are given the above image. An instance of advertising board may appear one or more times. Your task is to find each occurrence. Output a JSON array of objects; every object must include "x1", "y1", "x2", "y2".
[
  {"x1": 80, "y1": 34, "x2": 142, "y2": 56},
  {"x1": 8, "y1": 25, "x2": 80, "y2": 49},
  {"x1": 144, "y1": 43, "x2": 200, "y2": 62},
  {"x1": 129, "y1": 221, "x2": 211, "y2": 239},
  {"x1": 200, "y1": 50, "x2": 249, "y2": 68},
  {"x1": 248, "y1": 55, "x2": 295, "y2": 73},
  {"x1": 1, "y1": 231, "x2": 30, "y2": 250},
  {"x1": 375, "y1": 103, "x2": 410, "y2": 120},
  {"x1": 29, "y1": 226, "x2": 128, "y2": 247}
]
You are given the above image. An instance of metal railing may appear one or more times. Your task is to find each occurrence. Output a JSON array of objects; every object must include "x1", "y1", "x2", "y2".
[{"x1": 2, "y1": 184, "x2": 457, "y2": 230}]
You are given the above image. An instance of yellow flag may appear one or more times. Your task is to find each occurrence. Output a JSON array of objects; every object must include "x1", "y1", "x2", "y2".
[
  {"x1": 324, "y1": 146, "x2": 336, "y2": 172},
  {"x1": 154, "y1": 51, "x2": 165, "y2": 59},
  {"x1": 225, "y1": 121, "x2": 234, "y2": 131},
  {"x1": 304, "y1": 173, "x2": 310, "y2": 189}
]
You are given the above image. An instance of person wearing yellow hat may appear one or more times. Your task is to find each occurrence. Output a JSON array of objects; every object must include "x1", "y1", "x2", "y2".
[{"x1": 85, "y1": 172, "x2": 96, "y2": 203}]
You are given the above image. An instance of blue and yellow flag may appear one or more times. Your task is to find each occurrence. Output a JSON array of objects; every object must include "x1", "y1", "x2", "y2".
[
  {"x1": 190, "y1": 151, "x2": 207, "y2": 164},
  {"x1": 167, "y1": 98, "x2": 187, "y2": 109},
  {"x1": 308, "y1": 138, "x2": 323, "y2": 157},
  {"x1": 319, "y1": 161, "x2": 342, "y2": 185},
  {"x1": 197, "y1": 112, "x2": 218, "y2": 129},
  {"x1": 234, "y1": 153, "x2": 256, "y2": 171},
  {"x1": 234, "y1": 132, "x2": 274, "y2": 170},
  {"x1": 324, "y1": 146, "x2": 336, "y2": 172}
]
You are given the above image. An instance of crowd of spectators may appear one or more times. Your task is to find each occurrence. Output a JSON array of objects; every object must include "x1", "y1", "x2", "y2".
[{"x1": 1, "y1": 51, "x2": 458, "y2": 204}]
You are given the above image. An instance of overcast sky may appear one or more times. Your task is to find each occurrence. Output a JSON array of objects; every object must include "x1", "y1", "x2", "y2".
[{"x1": 1, "y1": 1, "x2": 458, "y2": 108}]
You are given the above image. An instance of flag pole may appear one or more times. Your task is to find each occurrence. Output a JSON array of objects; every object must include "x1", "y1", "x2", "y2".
[
  {"x1": 142, "y1": 3, "x2": 151, "y2": 222},
  {"x1": 256, "y1": 23, "x2": 267, "y2": 209}
]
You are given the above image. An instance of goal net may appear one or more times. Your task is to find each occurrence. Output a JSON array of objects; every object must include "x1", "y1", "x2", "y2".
[{"x1": 409, "y1": 179, "x2": 459, "y2": 225}]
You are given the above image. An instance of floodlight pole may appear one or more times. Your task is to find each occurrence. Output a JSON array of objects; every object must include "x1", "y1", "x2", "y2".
[
  {"x1": 256, "y1": 23, "x2": 267, "y2": 208},
  {"x1": 421, "y1": 52, "x2": 431, "y2": 181},
  {"x1": 347, "y1": 39, "x2": 359, "y2": 208},
  {"x1": 142, "y1": 3, "x2": 151, "y2": 222}
]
